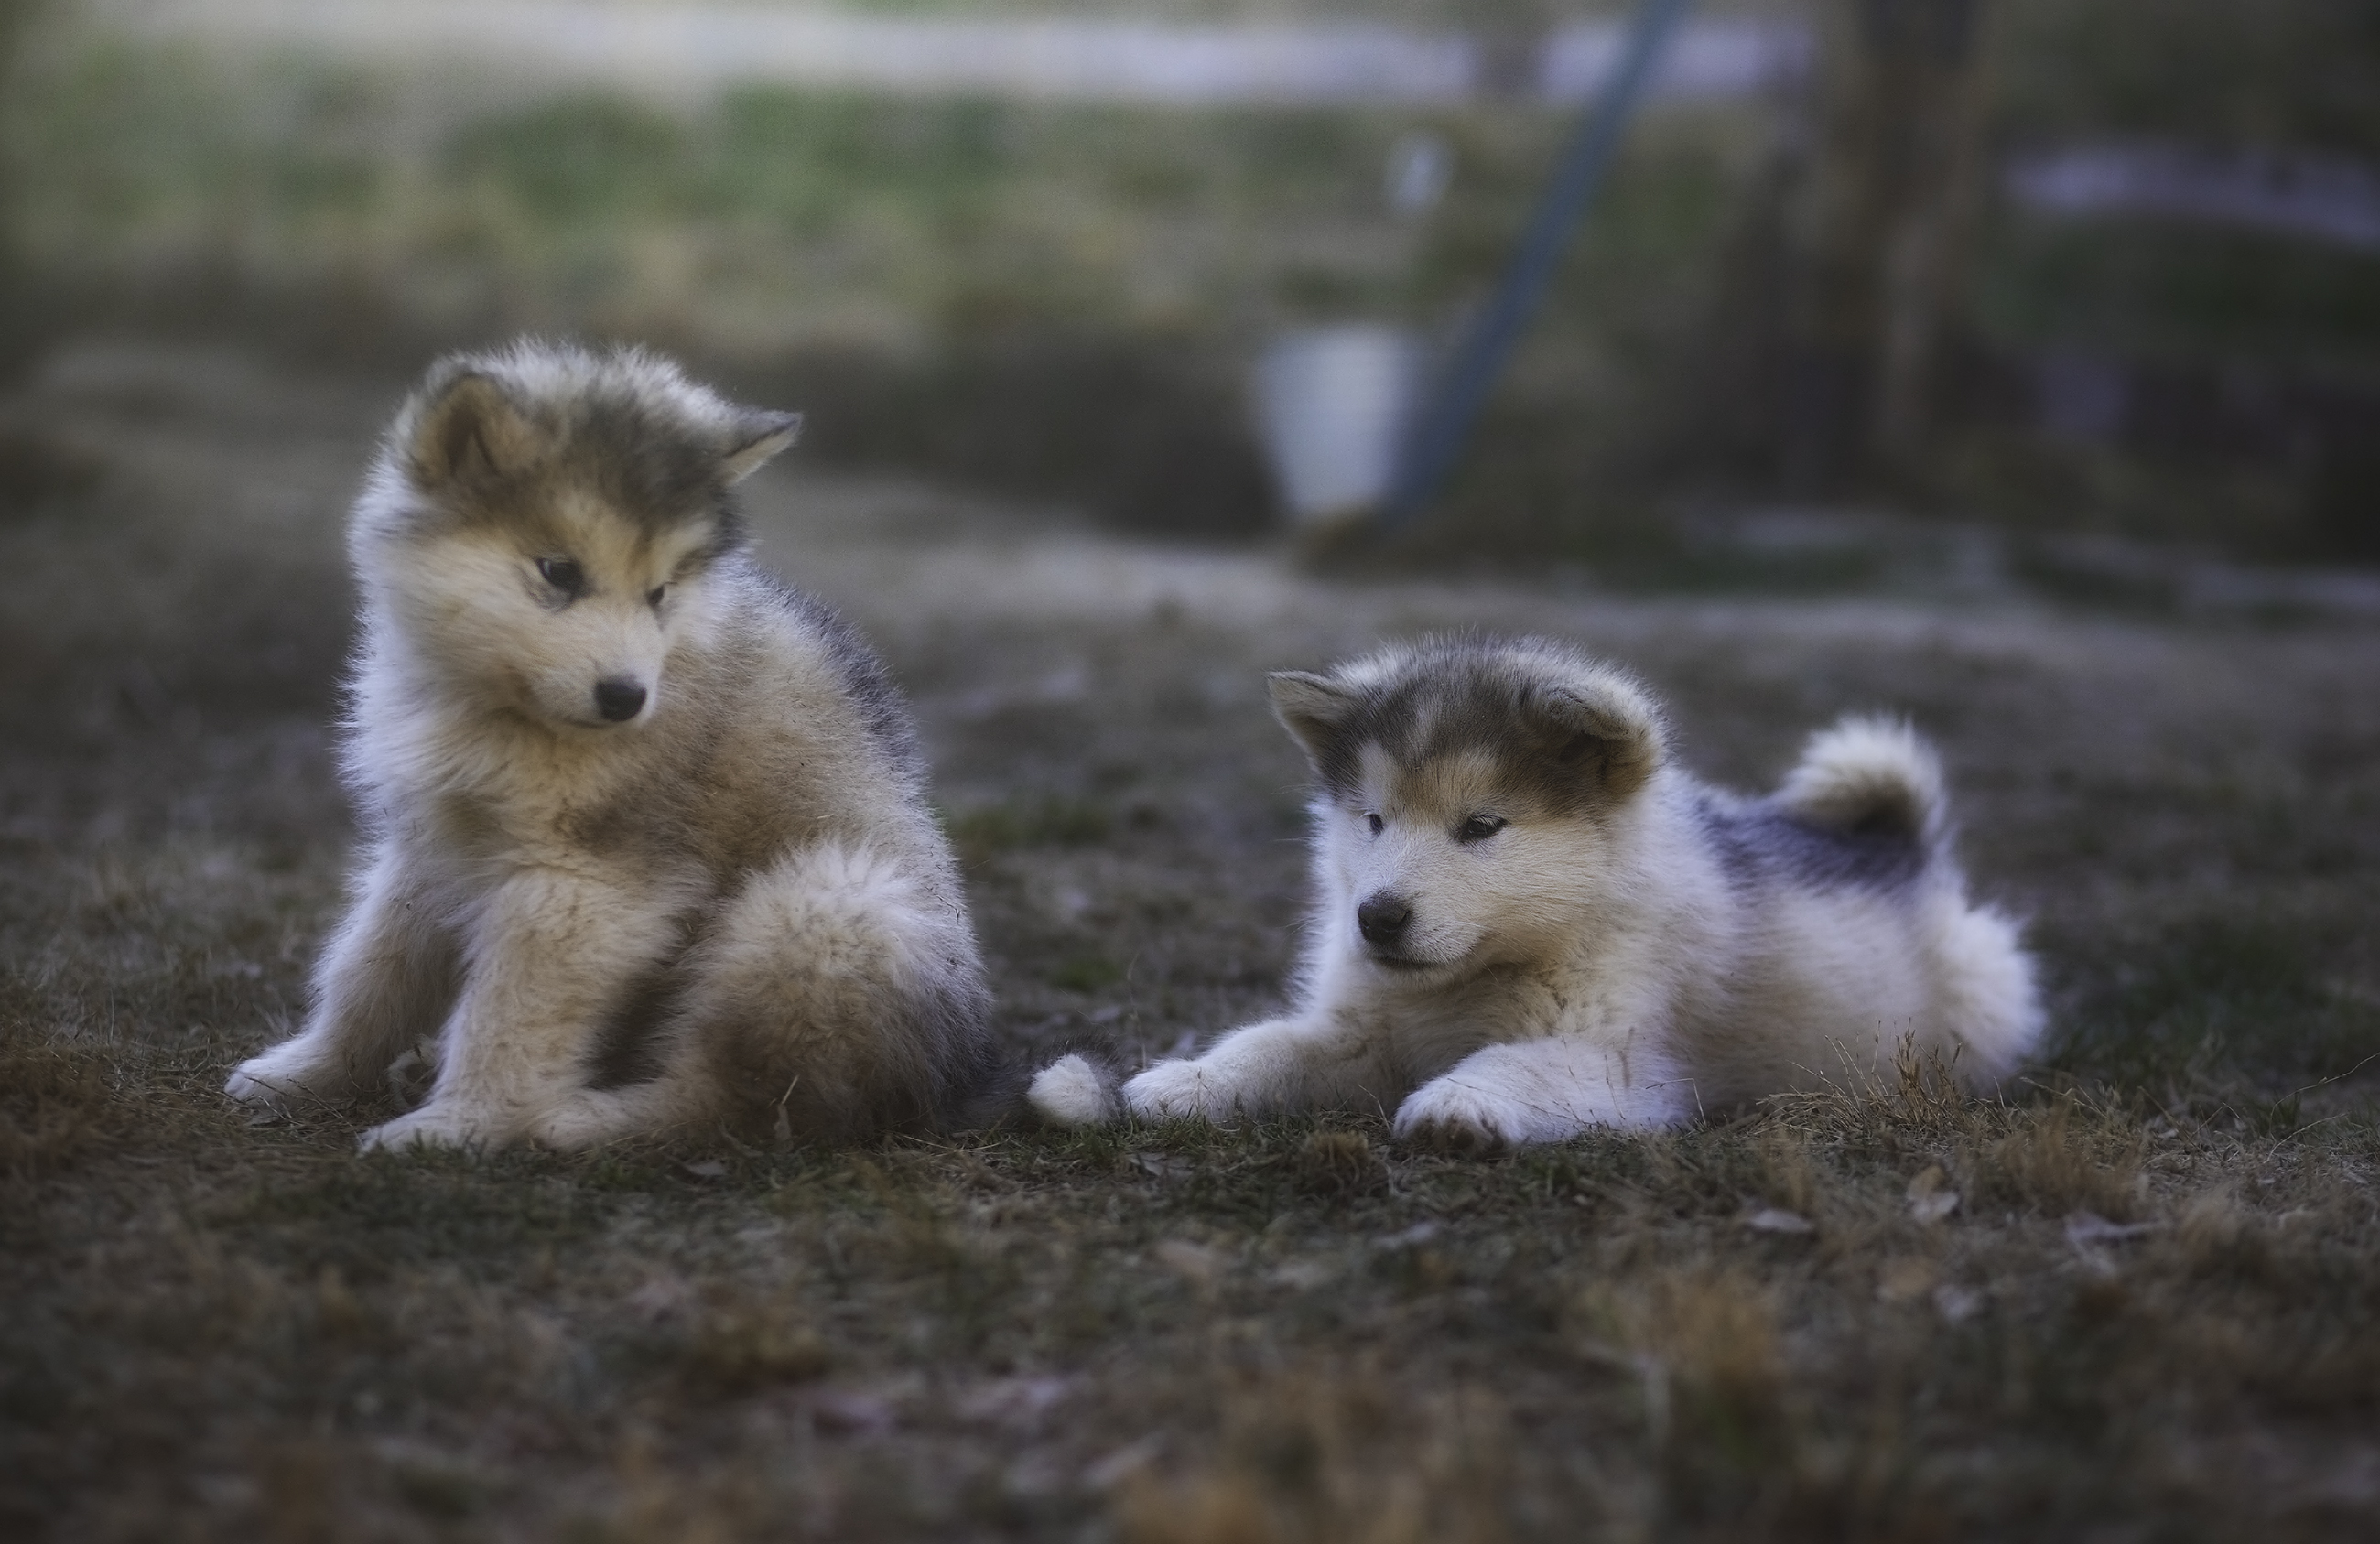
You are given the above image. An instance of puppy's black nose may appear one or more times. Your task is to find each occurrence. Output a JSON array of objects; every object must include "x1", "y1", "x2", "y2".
[
  {"x1": 1358, "y1": 893, "x2": 1412, "y2": 946},
  {"x1": 593, "y1": 677, "x2": 647, "y2": 722}
]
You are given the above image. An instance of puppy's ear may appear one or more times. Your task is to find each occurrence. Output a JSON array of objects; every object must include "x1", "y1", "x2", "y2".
[
  {"x1": 408, "y1": 373, "x2": 537, "y2": 490},
  {"x1": 1526, "y1": 681, "x2": 1663, "y2": 800},
  {"x1": 721, "y1": 411, "x2": 803, "y2": 485},
  {"x1": 1268, "y1": 671, "x2": 1359, "y2": 766}
]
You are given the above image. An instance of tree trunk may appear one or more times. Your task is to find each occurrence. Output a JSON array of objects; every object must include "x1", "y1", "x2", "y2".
[{"x1": 1782, "y1": 0, "x2": 1990, "y2": 493}]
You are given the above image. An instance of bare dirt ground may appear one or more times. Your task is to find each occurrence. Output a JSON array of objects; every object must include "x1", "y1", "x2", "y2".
[{"x1": 4, "y1": 340, "x2": 2378, "y2": 1541}]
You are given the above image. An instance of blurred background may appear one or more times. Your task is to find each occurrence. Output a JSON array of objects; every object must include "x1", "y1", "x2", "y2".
[{"x1": 1, "y1": 0, "x2": 2376, "y2": 581}]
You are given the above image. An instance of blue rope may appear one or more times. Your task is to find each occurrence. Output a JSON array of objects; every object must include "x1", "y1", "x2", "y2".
[{"x1": 1378, "y1": 0, "x2": 1695, "y2": 533}]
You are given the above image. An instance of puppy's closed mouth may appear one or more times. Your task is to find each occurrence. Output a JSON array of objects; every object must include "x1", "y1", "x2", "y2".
[{"x1": 1367, "y1": 951, "x2": 1444, "y2": 973}]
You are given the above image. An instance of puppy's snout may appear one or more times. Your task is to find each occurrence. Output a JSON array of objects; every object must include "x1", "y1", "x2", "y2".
[
  {"x1": 592, "y1": 676, "x2": 648, "y2": 723},
  {"x1": 1357, "y1": 892, "x2": 1412, "y2": 947}
]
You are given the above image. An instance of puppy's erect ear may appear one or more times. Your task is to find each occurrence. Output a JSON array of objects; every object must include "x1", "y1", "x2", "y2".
[
  {"x1": 721, "y1": 411, "x2": 803, "y2": 485},
  {"x1": 1525, "y1": 681, "x2": 1663, "y2": 801},
  {"x1": 1268, "y1": 670, "x2": 1360, "y2": 766},
  {"x1": 408, "y1": 373, "x2": 537, "y2": 490}
]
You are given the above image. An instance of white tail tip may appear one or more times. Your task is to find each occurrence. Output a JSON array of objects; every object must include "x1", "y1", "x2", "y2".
[{"x1": 1778, "y1": 715, "x2": 1946, "y2": 847}]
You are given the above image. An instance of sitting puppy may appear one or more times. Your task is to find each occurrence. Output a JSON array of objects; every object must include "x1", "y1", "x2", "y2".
[
  {"x1": 227, "y1": 340, "x2": 995, "y2": 1151},
  {"x1": 1031, "y1": 636, "x2": 2040, "y2": 1148}
]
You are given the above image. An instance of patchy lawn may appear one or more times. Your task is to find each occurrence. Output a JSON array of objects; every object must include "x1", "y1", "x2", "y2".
[{"x1": 3, "y1": 341, "x2": 2377, "y2": 1541}]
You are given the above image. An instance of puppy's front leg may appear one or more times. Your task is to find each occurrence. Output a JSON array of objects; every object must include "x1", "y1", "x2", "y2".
[
  {"x1": 1392, "y1": 1033, "x2": 1692, "y2": 1150},
  {"x1": 227, "y1": 843, "x2": 456, "y2": 1113},
  {"x1": 359, "y1": 868, "x2": 674, "y2": 1152},
  {"x1": 1122, "y1": 1012, "x2": 1395, "y2": 1125}
]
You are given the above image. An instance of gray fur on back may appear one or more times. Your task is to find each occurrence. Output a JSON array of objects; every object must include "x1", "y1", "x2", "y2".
[{"x1": 1692, "y1": 793, "x2": 1931, "y2": 893}]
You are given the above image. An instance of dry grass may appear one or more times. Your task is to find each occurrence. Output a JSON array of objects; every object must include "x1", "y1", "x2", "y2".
[
  {"x1": 1116, "y1": 1367, "x2": 1511, "y2": 1544},
  {"x1": 1, "y1": 340, "x2": 2377, "y2": 1541}
]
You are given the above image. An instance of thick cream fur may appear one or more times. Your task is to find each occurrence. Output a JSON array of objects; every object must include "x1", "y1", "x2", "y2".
[{"x1": 225, "y1": 340, "x2": 990, "y2": 1151}]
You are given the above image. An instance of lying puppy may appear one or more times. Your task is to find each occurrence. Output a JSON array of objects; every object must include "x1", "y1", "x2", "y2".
[
  {"x1": 227, "y1": 340, "x2": 996, "y2": 1151},
  {"x1": 1031, "y1": 636, "x2": 2040, "y2": 1148}
]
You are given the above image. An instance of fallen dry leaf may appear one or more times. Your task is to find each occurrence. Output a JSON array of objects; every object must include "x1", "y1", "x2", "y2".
[
  {"x1": 1152, "y1": 1238, "x2": 1228, "y2": 1285},
  {"x1": 2066, "y1": 1212, "x2": 2161, "y2": 1246},
  {"x1": 1908, "y1": 1164, "x2": 1961, "y2": 1223},
  {"x1": 1745, "y1": 1207, "x2": 1815, "y2": 1235}
]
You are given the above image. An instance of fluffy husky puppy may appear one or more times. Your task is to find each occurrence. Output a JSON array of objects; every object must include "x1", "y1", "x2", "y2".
[
  {"x1": 226, "y1": 340, "x2": 995, "y2": 1151},
  {"x1": 1030, "y1": 636, "x2": 2040, "y2": 1148}
]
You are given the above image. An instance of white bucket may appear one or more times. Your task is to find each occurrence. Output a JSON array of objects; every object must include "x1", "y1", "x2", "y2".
[{"x1": 1251, "y1": 324, "x2": 1423, "y2": 527}]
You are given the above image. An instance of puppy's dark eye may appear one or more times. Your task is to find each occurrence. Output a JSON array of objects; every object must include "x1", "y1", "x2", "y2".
[
  {"x1": 647, "y1": 585, "x2": 667, "y2": 609},
  {"x1": 1457, "y1": 815, "x2": 1507, "y2": 843},
  {"x1": 1364, "y1": 812, "x2": 1384, "y2": 837},
  {"x1": 537, "y1": 557, "x2": 583, "y2": 595}
]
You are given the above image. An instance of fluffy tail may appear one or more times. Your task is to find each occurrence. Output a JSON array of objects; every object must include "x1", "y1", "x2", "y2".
[
  {"x1": 1776, "y1": 716, "x2": 1947, "y2": 850},
  {"x1": 1025, "y1": 1053, "x2": 1125, "y2": 1128}
]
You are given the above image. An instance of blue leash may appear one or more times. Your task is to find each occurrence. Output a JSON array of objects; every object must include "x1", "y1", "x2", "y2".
[{"x1": 1376, "y1": 0, "x2": 1695, "y2": 534}]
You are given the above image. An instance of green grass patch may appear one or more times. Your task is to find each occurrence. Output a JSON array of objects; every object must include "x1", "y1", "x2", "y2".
[
  {"x1": 947, "y1": 794, "x2": 1115, "y2": 861},
  {"x1": 2054, "y1": 912, "x2": 2380, "y2": 1096}
]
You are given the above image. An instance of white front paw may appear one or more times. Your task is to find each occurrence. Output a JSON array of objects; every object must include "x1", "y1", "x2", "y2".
[
  {"x1": 359, "y1": 1103, "x2": 503, "y2": 1154},
  {"x1": 1392, "y1": 1078, "x2": 1545, "y2": 1152},
  {"x1": 1026, "y1": 1054, "x2": 1120, "y2": 1128},
  {"x1": 223, "y1": 1064, "x2": 291, "y2": 1110},
  {"x1": 225, "y1": 1043, "x2": 351, "y2": 1111},
  {"x1": 1122, "y1": 1059, "x2": 1249, "y2": 1124}
]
